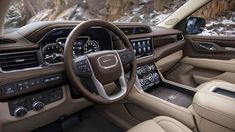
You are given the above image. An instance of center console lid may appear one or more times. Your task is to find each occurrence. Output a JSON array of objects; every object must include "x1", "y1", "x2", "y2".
[{"x1": 193, "y1": 80, "x2": 235, "y2": 131}]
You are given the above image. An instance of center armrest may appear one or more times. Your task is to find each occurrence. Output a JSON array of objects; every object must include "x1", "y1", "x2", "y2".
[{"x1": 193, "y1": 80, "x2": 235, "y2": 131}]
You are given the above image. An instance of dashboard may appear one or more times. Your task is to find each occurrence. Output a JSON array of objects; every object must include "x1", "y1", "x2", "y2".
[
  {"x1": 0, "y1": 21, "x2": 185, "y2": 132},
  {"x1": 39, "y1": 27, "x2": 113, "y2": 64}
]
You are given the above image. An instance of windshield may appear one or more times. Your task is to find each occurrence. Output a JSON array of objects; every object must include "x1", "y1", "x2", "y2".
[{"x1": 4, "y1": 0, "x2": 187, "y2": 29}]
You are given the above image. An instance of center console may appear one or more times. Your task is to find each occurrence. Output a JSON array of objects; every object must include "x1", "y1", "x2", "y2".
[
  {"x1": 136, "y1": 64, "x2": 161, "y2": 91},
  {"x1": 193, "y1": 80, "x2": 235, "y2": 132},
  {"x1": 135, "y1": 62, "x2": 194, "y2": 108}
]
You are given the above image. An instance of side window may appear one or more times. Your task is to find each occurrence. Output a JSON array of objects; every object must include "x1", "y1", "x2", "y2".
[{"x1": 193, "y1": 1, "x2": 235, "y2": 36}]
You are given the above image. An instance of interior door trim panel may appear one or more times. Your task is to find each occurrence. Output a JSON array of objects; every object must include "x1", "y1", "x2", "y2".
[
  {"x1": 184, "y1": 35, "x2": 235, "y2": 60},
  {"x1": 193, "y1": 72, "x2": 235, "y2": 85},
  {"x1": 181, "y1": 57, "x2": 235, "y2": 73}
]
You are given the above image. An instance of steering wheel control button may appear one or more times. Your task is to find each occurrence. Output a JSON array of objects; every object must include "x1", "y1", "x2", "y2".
[
  {"x1": 14, "y1": 106, "x2": 27, "y2": 117},
  {"x1": 32, "y1": 101, "x2": 45, "y2": 111},
  {"x1": 75, "y1": 59, "x2": 92, "y2": 77}
]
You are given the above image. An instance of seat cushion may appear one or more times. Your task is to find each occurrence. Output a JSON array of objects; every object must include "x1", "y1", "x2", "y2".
[{"x1": 128, "y1": 116, "x2": 192, "y2": 132}]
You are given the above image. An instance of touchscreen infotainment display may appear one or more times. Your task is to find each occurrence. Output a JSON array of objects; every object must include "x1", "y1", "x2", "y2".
[{"x1": 130, "y1": 38, "x2": 153, "y2": 59}]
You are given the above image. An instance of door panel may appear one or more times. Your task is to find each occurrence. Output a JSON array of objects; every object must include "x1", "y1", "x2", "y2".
[
  {"x1": 165, "y1": 35, "x2": 235, "y2": 88},
  {"x1": 184, "y1": 35, "x2": 235, "y2": 60},
  {"x1": 181, "y1": 57, "x2": 235, "y2": 72}
]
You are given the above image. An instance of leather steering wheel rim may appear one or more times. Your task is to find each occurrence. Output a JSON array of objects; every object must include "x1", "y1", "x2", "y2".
[{"x1": 64, "y1": 20, "x2": 137, "y2": 104}]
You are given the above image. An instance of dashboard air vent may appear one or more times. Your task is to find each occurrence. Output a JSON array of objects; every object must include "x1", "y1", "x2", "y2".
[
  {"x1": 177, "y1": 34, "x2": 184, "y2": 41},
  {"x1": 0, "y1": 51, "x2": 39, "y2": 71},
  {"x1": 120, "y1": 27, "x2": 134, "y2": 35},
  {"x1": 0, "y1": 39, "x2": 16, "y2": 45},
  {"x1": 120, "y1": 26, "x2": 151, "y2": 35},
  {"x1": 135, "y1": 27, "x2": 151, "y2": 34}
]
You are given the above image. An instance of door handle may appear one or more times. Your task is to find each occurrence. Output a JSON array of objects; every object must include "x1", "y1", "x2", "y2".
[
  {"x1": 225, "y1": 47, "x2": 235, "y2": 52},
  {"x1": 193, "y1": 42, "x2": 217, "y2": 51}
]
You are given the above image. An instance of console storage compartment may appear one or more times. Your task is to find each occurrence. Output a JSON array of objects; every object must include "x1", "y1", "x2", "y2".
[
  {"x1": 193, "y1": 80, "x2": 235, "y2": 132},
  {"x1": 147, "y1": 83, "x2": 194, "y2": 108},
  {"x1": 136, "y1": 63, "x2": 195, "y2": 108}
]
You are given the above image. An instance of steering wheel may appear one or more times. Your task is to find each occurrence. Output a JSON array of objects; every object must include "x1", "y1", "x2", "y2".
[{"x1": 64, "y1": 20, "x2": 137, "y2": 104}]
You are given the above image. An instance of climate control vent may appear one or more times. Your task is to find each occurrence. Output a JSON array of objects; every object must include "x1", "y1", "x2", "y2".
[
  {"x1": 0, "y1": 51, "x2": 39, "y2": 71},
  {"x1": 119, "y1": 27, "x2": 134, "y2": 35},
  {"x1": 135, "y1": 27, "x2": 151, "y2": 34},
  {"x1": 120, "y1": 26, "x2": 151, "y2": 35},
  {"x1": 177, "y1": 34, "x2": 184, "y2": 41},
  {"x1": 0, "y1": 39, "x2": 16, "y2": 45}
]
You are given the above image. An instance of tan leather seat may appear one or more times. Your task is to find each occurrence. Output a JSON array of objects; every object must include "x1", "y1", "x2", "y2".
[{"x1": 128, "y1": 116, "x2": 192, "y2": 132}]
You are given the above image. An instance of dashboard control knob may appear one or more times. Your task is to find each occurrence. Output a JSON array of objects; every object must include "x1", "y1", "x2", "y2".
[
  {"x1": 148, "y1": 76, "x2": 155, "y2": 82},
  {"x1": 139, "y1": 79, "x2": 145, "y2": 86},
  {"x1": 32, "y1": 101, "x2": 45, "y2": 111},
  {"x1": 153, "y1": 73, "x2": 159, "y2": 80},
  {"x1": 14, "y1": 106, "x2": 27, "y2": 117}
]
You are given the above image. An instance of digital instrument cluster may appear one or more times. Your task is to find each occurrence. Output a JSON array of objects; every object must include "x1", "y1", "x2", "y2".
[{"x1": 42, "y1": 36, "x2": 100, "y2": 64}]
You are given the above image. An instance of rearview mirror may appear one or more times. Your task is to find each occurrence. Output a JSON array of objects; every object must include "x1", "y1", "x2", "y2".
[{"x1": 186, "y1": 16, "x2": 206, "y2": 34}]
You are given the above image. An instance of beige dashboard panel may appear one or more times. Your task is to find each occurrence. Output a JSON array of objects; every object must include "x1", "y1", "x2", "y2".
[
  {"x1": 181, "y1": 57, "x2": 235, "y2": 72},
  {"x1": 0, "y1": 85, "x2": 92, "y2": 132},
  {"x1": 156, "y1": 50, "x2": 182, "y2": 73}
]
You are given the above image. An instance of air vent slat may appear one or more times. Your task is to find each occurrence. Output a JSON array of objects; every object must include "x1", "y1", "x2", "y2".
[
  {"x1": 120, "y1": 27, "x2": 134, "y2": 35},
  {"x1": 0, "y1": 53, "x2": 37, "y2": 61},
  {"x1": 120, "y1": 26, "x2": 151, "y2": 35},
  {"x1": 0, "y1": 39, "x2": 16, "y2": 45},
  {"x1": 0, "y1": 58, "x2": 37, "y2": 65},
  {"x1": 0, "y1": 51, "x2": 39, "y2": 71},
  {"x1": 135, "y1": 27, "x2": 151, "y2": 34},
  {"x1": 0, "y1": 62, "x2": 38, "y2": 69}
]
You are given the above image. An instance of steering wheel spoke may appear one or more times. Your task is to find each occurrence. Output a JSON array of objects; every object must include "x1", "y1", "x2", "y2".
[
  {"x1": 90, "y1": 62, "x2": 127, "y2": 100},
  {"x1": 73, "y1": 56, "x2": 92, "y2": 77},
  {"x1": 117, "y1": 49, "x2": 135, "y2": 65}
]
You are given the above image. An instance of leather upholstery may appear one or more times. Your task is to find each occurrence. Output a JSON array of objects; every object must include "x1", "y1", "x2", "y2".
[
  {"x1": 127, "y1": 116, "x2": 192, "y2": 132},
  {"x1": 193, "y1": 80, "x2": 235, "y2": 131}
]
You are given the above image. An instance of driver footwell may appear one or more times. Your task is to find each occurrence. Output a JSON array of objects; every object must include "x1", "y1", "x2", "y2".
[{"x1": 33, "y1": 107, "x2": 124, "y2": 132}]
